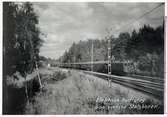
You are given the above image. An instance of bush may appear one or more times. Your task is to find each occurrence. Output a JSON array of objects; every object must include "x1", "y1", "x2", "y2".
[{"x1": 52, "y1": 71, "x2": 67, "y2": 81}]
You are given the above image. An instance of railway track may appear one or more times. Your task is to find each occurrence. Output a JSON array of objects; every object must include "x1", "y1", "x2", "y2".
[
  {"x1": 78, "y1": 70, "x2": 164, "y2": 99},
  {"x1": 129, "y1": 74, "x2": 164, "y2": 83}
]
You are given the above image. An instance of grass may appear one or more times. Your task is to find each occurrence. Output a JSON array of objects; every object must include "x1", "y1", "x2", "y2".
[{"x1": 25, "y1": 68, "x2": 163, "y2": 114}]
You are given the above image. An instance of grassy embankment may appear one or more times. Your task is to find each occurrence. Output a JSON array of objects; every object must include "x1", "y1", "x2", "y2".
[{"x1": 25, "y1": 68, "x2": 163, "y2": 114}]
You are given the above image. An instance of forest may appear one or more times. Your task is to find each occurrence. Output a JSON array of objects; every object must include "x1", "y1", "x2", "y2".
[{"x1": 59, "y1": 24, "x2": 164, "y2": 77}]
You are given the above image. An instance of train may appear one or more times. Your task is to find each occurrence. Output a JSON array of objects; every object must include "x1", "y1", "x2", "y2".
[{"x1": 58, "y1": 61, "x2": 134, "y2": 76}]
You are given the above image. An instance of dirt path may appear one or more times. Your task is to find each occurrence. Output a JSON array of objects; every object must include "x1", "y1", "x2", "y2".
[{"x1": 25, "y1": 67, "x2": 163, "y2": 114}]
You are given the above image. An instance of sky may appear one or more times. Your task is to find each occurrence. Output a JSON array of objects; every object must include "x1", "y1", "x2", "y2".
[{"x1": 32, "y1": 2, "x2": 164, "y2": 59}]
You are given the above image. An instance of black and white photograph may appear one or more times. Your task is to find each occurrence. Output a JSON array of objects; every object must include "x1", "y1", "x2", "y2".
[{"x1": 3, "y1": 2, "x2": 165, "y2": 114}]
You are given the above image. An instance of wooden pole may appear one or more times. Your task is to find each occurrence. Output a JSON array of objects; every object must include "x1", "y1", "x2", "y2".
[
  {"x1": 25, "y1": 81, "x2": 29, "y2": 104},
  {"x1": 91, "y1": 40, "x2": 94, "y2": 72},
  {"x1": 35, "y1": 61, "x2": 42, "y2": 89}
]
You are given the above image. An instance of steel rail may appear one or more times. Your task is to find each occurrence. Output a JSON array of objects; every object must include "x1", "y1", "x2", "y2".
[
  {"x1": 80, "y1": 70, "x2": 164, "y2": 98},
  {"x1": 83, "y1": 70, "x2": 163, "y2": 89},
  {"x1": 111, "y1": 76, "x2": 164, "y2": 92},
  {"x1": 110, "y1": 78, "x2": 163, "y2": 98},
  {"x1": 83, "y1": 70, "x2": 163, "y2": 86},
  {"x1": 130, "y1": 74, "x2": 164, "y2": 82}
]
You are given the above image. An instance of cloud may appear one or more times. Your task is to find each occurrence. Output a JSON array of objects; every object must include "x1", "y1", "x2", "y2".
[{"x1": 33, "y1": 2, "x2": 164, "y2": 59}]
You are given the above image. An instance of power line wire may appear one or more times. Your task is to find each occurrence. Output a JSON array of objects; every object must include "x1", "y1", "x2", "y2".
[{"x1": 112, "y1": 3, "x2": 164, "y2": 34}]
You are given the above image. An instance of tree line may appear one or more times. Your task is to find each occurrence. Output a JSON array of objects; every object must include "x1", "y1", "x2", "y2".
[{"x1": 59, "y1": 24, "x2": 164, "y2": 77}]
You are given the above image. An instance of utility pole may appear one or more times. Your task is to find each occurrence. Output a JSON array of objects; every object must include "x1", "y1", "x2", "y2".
[
  {"x1": 91, "y1": 40, "x2": 94, "y2": 72},
  {"x1": 73, "y1": 54, "x2": 76, "y2": 69},
  {"x1": 106, "y1": 28, "x2": 112, "y2": 87}
]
